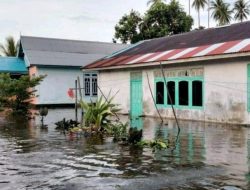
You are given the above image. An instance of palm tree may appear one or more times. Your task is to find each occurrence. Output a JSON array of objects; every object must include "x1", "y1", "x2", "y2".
[
  {"x1": 210, "y1": 0, "x2": 232, "y2": 26},
  {"x1": 233, "y1": 0, "x2": 250, "y2": 22},
  {"x1": 192, "y1": 0, "x2": 208, "y2": 28},
  {"x1": 0, "y1": 36, "x2": 19, "y2": 57},
  {"x1": 147, "y1": 0, "x2": 166, "y2": 6}
]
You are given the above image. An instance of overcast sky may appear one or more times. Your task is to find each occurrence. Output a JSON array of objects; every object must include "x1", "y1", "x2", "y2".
[{"x1": 0, "y1": 0, "x2": 239, "y2": 44}]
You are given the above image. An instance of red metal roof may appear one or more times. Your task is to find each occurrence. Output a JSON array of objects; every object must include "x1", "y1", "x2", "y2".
[{"x1": 84, "y1": 21, "x2": 250, "y2": 69}]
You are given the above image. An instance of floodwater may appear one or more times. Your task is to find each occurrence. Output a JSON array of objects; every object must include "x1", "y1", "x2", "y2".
[{"x1": 0, "y1": 109, "x2": 249, "y2": 190}]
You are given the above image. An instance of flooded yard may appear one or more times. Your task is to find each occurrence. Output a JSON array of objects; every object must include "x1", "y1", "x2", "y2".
[{"x1": 0, "y1": 109, "x2": 249, "y2": 190}]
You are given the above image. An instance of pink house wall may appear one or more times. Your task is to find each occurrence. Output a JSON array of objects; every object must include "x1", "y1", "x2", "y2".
[{"x1": 29, "y1": 66, "x2": 38, "y2": 105}]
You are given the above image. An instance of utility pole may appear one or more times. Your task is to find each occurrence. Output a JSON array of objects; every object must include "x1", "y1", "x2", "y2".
[
  {"x1": 75, "y1": 80, "x2": 78, "y2": 123},
  {"x1": 208, "y1": 0, "x2": 210, "y2": 28},
  {"x1": 189, "y1": 0, "x2": 191, "y2": 16}
]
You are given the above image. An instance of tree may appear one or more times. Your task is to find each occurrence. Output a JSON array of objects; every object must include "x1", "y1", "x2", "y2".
[
  {"x1": 233, "y1": 0, "x2": 250, "y2": 22},
  {"x1": 114, "y1": 0, "x2": 193, "y2": 44},
  {"x1": 0, "y1": 74, "x2": 45, "y2": 116},
  {"x1": 114, "y1": 10, "x2": 143, "y2": 44},
  {"x1": 192, "y1": 0, "x2": 207, "y2": 28},
  {"x1": 147, "y1": 0, "x2": 166, "y2": 6},
  {"x1": 0, "y1": 36, "x2": 19, "y2": 56},
  {"x1": 210, "y1": 0, "x2": 232, "y2": 26}
]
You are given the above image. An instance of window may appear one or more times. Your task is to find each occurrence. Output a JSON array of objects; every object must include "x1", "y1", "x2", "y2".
[
  {"x1": 92, "y1": 78, "x2": 97, "y2": 96},
  {"x1": 155, "y1": 78, "x2": 203, "y2": 109},
  {"x1": 179, "y1": 81, "x2": 189, "y2": 106},
  {"x1": 156, "y1": 81, "x2": 164, "y2": 104},
  {"x1": 192, "y1": 81, "x2": 202, "y2": 106},
  {"x1": 84, "y1": 77, "x2": 90, "y2": 96},
  {"x1": 167, "y1": 81, "x2": 175, "y2": 105},
  {"x1": 84, "y1": 73, "x2": 97, "y2": 96}
]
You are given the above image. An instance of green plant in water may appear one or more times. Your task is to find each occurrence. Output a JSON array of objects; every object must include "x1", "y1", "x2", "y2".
[
  {"x1": 104, "y1": 122, "x2": 128, "y2": 142},
  {"x1": 39, "y1": 107, "x2": 48, "y2": 126},
  {"x1": 79, "y1": 96, "x2": 121, "y2": 131},
  {"x1": 137, "y1": 139, "x2": 168, "y2": 152}
]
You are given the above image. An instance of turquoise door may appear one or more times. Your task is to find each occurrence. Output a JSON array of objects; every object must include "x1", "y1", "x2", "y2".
[
  {"x1": 130, "y1": 117, "x2": 143, "y2": 130},
  {"x1": 130, "y1": 72, "x2": 143, "y2": 118}
]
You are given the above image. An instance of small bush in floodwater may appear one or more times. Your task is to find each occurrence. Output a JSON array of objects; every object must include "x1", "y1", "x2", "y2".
[
  {"x1": 128, "y1": 127, "x2": 143, "y2": 144},
  {"x1": 104, "y1": 122, "x2": 128, "y2": 142},
  {"x1": 79, "y1": 96, "x2": 120, "y2": 131},
  {"x1": 137, "y1": 139, "x2": 169, "y2": 152},
  {"x1": 0, "y1": 73, "x2": 45, "y2": 117},
  {"x1": 55, "y1": 118, "x2": 79, "y2": 131}
]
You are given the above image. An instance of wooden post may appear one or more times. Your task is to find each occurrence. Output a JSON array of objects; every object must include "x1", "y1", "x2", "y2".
[
  {"x1": 77, "y1": 76, "x2": 84, "y2": 124},
  {"x1": 75, "y1": 79, "x2": 78, "y2": 123}
]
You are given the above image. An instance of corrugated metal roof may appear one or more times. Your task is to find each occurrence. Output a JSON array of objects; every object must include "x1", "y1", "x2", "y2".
[
  {"x1": 24, "y1": 50, "x2": 107, "y2": 67},
  {"x1": 0, "y1": 57, "x2": 27, "y2": 74},
  {"x1": 20, "y1": 36, "x2": 128, "y2": 67},
  {"x1": 84, "y1": 21, "x2": 250, "y2": 69}
]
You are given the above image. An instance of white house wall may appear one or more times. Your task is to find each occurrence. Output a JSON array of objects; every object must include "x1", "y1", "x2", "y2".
[
  {"x1": 204, "y1": 61, "x2": 247, "y2": 124},
  {"x1": 35, "y1": 67, "x2": 82, "y2": 105},
  {"x1": 98, "y1": 70, "x2": 130, "y2": 114},
  {"x1": 98, "y1": 60, "x2": 250, "y2": 124}
]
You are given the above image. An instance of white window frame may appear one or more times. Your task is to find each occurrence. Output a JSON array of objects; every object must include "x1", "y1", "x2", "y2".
[{"x1": 83, "y1": 73, "x2": 98, "y2": 97}]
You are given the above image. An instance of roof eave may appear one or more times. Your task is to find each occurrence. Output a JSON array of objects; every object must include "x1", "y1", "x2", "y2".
[
  {"x1": 30, "y1": 64, "x2": 81, "y2": 68},
  {"x1": 82, "y1": 52, "x2": 250, "y2": 71}
]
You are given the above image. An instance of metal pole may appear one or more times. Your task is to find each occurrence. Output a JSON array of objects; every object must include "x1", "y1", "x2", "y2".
[
  {"x1": 159, "y1": 62, "x2": 180, "y2": 133},
  {"x1": 208, "y1": 0, "x2": 210, "y2": 28},
  {"x1": 75, "y1": 79, "x2": 78, "y2": 123},
  {"x1": 77, "y1": 76, "x2": 84, "y2": 123},
  {"x1": 189, "y1": 0, "x2": 190, "y2": 16},
  {"x1": 146, "y1": 72, "x2": 163, "y2": 124}
]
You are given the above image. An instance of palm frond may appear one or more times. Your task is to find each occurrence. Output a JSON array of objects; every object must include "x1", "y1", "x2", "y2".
[{"x1": 0, "y1": 36, "x2": 18, "y2": 57}]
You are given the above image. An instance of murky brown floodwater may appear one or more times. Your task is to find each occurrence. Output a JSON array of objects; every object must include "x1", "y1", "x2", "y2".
[{"x1": 0, "y1": 108, "x2": 249, "y2": 190}]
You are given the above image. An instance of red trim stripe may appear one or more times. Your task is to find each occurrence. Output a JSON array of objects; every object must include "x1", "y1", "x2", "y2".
[
  {"x1": 115, "y1": 54, "x2": 143, "y2": 66},
  {"x1": 86, "y1": 58, "x2": 115, "y2": 69},
  {"x1": 157, "y1": 49, "x2": 183, "y2": 61},
  {"x1": 139, "y1": 52, "x2": 162, "y2": 63},
  {"x1": 207, "y1": 40, "x2": 241, "y2": 55},
  {"x1": 180, "y1": 45, "x2": 210, "y2": 59},
  {"x1": 101, "y1": 56, "x2": 130, "y2": 67}
]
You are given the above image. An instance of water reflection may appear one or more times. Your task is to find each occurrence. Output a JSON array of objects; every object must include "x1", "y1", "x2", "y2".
[{"x1": 0, "y1": 109, "x2": 249, "y2": 189}]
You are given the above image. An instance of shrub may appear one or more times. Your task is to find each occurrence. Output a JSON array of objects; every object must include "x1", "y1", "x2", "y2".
[
  {"x1": 0, "y1": 73, "x2": 45, "y2": 116},
  {"x1": 79, "y1": 96, "x2": 120, "y2": 131},
  {"x1": 104, "y1": 122, "x2": 128, "y2": 142}
]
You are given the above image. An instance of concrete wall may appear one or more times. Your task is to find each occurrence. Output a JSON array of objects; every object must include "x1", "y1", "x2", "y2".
[
  {"x1": 98, "y1": 70, "x2": 130, "y2": 113},
  {"x1": 34, "y1": 67, "x2": 83, "y2": 105},
  {"x1": 98, "y1": 59, "x2": 250, "y2": 124}
]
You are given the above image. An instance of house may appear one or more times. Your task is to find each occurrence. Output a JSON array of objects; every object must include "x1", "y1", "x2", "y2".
[
  {"x1": 17, "y1": 36, "x2": 128, "y2": 106},
  {"x1": 0, "y1": 57, "x2": 27, "y2": 77},
  {"x1": 82, "y1": 21, "x2": 250, "y2": 125}
]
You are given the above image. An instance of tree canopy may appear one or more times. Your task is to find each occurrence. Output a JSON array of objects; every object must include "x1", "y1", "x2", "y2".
[
  {"x1": 210, "y1": 0, "x2": 232, "y2": 26},
  {"x1": 114, "y1": 0, "x2": 193, "y2": 44},
  {"x1": 192, "y1": 0, "x2": 208, "y2": 27},
  {"x1": 233, "y1": 0, "x2": 250, "y2": 22},
  {"x1": 147, "y1": 0, "x2": 166, "y2": 6}
]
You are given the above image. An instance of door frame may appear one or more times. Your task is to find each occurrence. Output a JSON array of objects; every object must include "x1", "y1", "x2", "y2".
[{"x1": 130, "y1": 71, "x2": 143, "y2": 118}]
